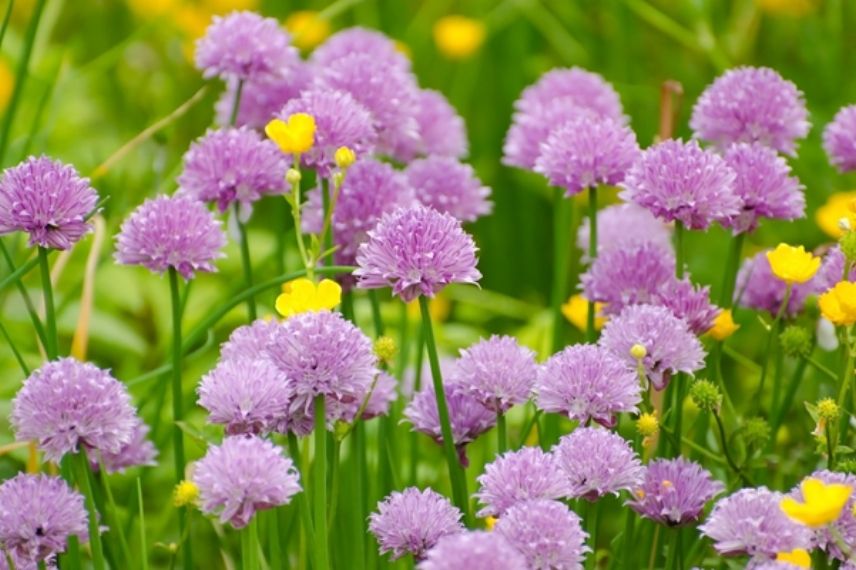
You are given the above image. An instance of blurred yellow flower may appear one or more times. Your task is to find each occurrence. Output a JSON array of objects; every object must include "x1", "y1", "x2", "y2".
[
  {"x1": 775, "y1": 548, "x2": 811, "y2": 567},
  {"x1": 561, "y1": 294, "x2": 606, "y2": 332},
  {"x1": 766, "y1": 243, "x2": 821, "y2": 285},
  {"x1": 173, "y1": 480, "x2": 199, "y2": 507},
  {"x1": 201, "y1": 0, "x2": 258, "y2": 14},
  {"x1": 127, "y1": 0, "x2": 177, "y2": 19},
  {"x1": 285, "y1": 10, "x2": 331, "y2": 51},
  {"x1": 780, "y1": 477, "x2": 852, "y2": 528},
  {"x1": 266, "y1": 114, "x2": 316, "y2": 155},
  {"x1": 817, "y1": 191, "x2": 856, "y2": 239},
  {"x1": 407, "y1": 295, "x2": 451, "y2": 322},
  {"x1": 755, "y1": 0, "x2": 818, "y2": 17},
  {"x1": 0, "y1": 59, "x2": 13, "y2": 111},
  {"x1": 707, "y1": 309, "x2": 739, "y2": 341},
  {"x1": 433, "y1": 15, "x2": 485, "y2": 60},
  {"x1": 819, "y1": 281, "x2": 856, "y2": 326},
  {"x1": 276, "y1": 278, "x2": 342, "y2": 318},
  {"x1": 484, "y1": 516, "x2": 497, "y2": 530}
]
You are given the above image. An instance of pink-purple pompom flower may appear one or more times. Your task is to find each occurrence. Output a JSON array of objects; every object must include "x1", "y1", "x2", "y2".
[
  {"x1": 452, "y1": 335, "x2": 537, "y2": 413},
  {"x1": 474, "y1": 447, "x2": 570, "y2": 517},
  {"x1": 495, "y1": 499, "x2": 590, "y2": 570},
  {"x1": 418, "y1": 531, "x2": 528, "y2": 570},
  {"x1": 553, "y1": 427, "x2": 644, "y2": 500},
  {"x1": 406, "y1": 156, "x2": 492, "y2": 223},
  {"x1": 627, "y1": 457, "x2": 724, "y2": 526},
  {"x1": 823, "y1": 104, "x2": 856, "y2": 172}
]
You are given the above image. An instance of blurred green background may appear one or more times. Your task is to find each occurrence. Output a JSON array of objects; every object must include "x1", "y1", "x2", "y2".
[{"x1": 2, "y1": 0, "x2": 856, "y2": 566}]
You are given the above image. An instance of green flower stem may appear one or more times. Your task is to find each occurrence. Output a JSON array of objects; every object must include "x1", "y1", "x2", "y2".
[
  {"x1": 550, "y1": 188, "x2": 573, "y2": 352},
  {"x1": 240, "y1": 516, "x2": 259, "y2": 570},
  {"x1": 585, "y1": 501, "x2": 600, "y2": 570},
  {"x1": 410, "y1": 324, "x2": 426, "y2": 485},
  {"x1": 517, "y1": 408, "x2": 542, "y2": 449},
  {"x1": 770, "y1": 349, "x2": 811, "y2": 437},
  {"x1": 647, "y1": 524, "x2": 661, "y2": 570},
  {"x1": 0, "y1": 318, "x2": 29, "y2": 375},
  {"x1": 234, "y1": 205, "x2": 258, "y2": 321},
  {"x1": 0, "y1": 0, "x2": 47, "y2": 161},
  {"x1": 419, "y1": 295, "x2": 470, "y2": 523},
  {"x1": 837, "y1": 327, "x2": 855, "y2": 442},
  {"x1": 368, "y1": 290, "x2": 384, "y2": 336},
  {"x1": 719, "y1": 233, "x2": 745, "y2": 307},
  {"x1": 0, "y1": 240, "x2": 47, "y2": 348},
  {"x1": 137, "y1": 477, "x2": 149, "y2": 570},
  {"x1": 674, "y1": 220, "x2": 685, "y2": 279},
  {"x1": 38, "y1": 247, "x2": 58, "y2": 360},
  {"x1": 713, "y1": 410, "x2": 751, "y2": 486},
  {"x1": 313, "y1": 396, "x2": 330, "y2": 570},
  {"x1": 586, "y1": 186, "x2": 598, "y2": 342},
  {"x1": 352, "y1": 422, "x2": 367, "y2": 570},
  {"x1": 73, "y1": 451, "x2": 106, "y2": 570},
  {"x1": 229, "y1": 79, "x2": 244, "y2": 127},
  {"x1": 167, "y1": 267, "x2": 192, "y2": 570},
  {"x1": 287, "y1": 433, "x2": 316, "y2": 567},
  {"x1": 289, "y1": 157, "x2": 313, "y2": 278},
  {"x1": 756, "y1": 285, "x2": 792, "y2": 405},
  {"x1": 97, "y1": 458, "x2": 131, "y2": 567},
  {"x1": 0, "y1": 253, "x2": 39, "y2": 291},
  {"x1": 619, "y1": 507, "x2": 636, "y2": 568},
  {"x1": 496, "y1": 412, "x2": 507, "y2": 454},
  {"x1": 268, "y1": 509, "x2": 282, "y2": 570},
  {"x1": 0, "y1": 0, "x2": 13, "y2": 50}
]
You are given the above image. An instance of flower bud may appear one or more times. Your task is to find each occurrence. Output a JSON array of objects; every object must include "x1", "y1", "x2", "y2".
[
  {"x1": 374, "y1": 336, "x2": 397, "y2": 365},
  {"x1": 818, "y1": 398, "x2": 840, "y2": 422},
  {"x1": 635, "y1": 412, "x2": 659, "y2": 437},
  {"x1": 630, "y1": 343, "x2": 647, "y2": 361},
  {"x1": 286, "y1": 168, "x2": 302, "y2": 185},
  {"x1": 334, "y1": 146, "x2": 356, "y2": 169},
  {"x1": 780, "y1": 325, "x2": 813, "y2": 358},
  {"x1": 689, "y1": 379, "x2": 722, "y2": 413},
  {"x1": 742, "y1": 417, "x2": 771, "y2": 448}
]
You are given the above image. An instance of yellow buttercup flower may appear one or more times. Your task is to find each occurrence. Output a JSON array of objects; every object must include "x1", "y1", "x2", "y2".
[
  {"x1": 561, "y1": 294, "x2": 606, "y2": 332},
  {"x1": 202, "y1": 0, "x2": 258, "y2": 14},
  {"x1": 755, "y1": 0, "x2": 818, "y2": 17},
  {"x1": 819, "y1": 281, "x2": 856, "y2": 326},
  {"x1": 636, "y1": 412, "x2": 659, "y2": 437},
  {"x1": 284, "y1": 10, "x2": 331, "y2": 51},
  {"x1": 173, "y1": 480, "x2": 199, "y2": 508},
  {"x1": 775, "y1": 548, "x2": 811, "y2": 567},
  {"x1": 780, "y1": 477, "x2": 852, "y2": 528},
  {"x1": 707, "y1": 309, "x2": 740, "y2": 341},
  {"x1": 816, "y1": 191, "x2": 856, "y2": 239},
  {"x1": 766, "y1": 243, "x2": 821, "y2": 285},
  {"x1": 484, "y1": 516, "x2": 497, "y2": 531},
  {"x1": 266, "y1": 113, "x2": 316, "y2": 155},
  {"x1": 276, "y1": 278, "x2": 342, "y2": 318},
  {"x1": 433, "y1": 15, "x2": 486, "y2": 60}
]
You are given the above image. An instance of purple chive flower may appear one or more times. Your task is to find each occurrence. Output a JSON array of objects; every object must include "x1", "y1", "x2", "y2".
[
  {"x1": 535, "y1": 344, "x2": 641, "y2": 428},
  {"x1": 363, "y1": 372, "x2": 398, "y2": 420},
  {"x1": 177, "y1": 127, "x2": 287, "y2": 214},
  {"x1": 11, "y1": 358, "x2": 136, "y2": 463},
  {"x1": 721, "y1": 142, "x2": 805, "y2": 234},
  {"x1": 496, "y1": 499, "x2": 590, "y2": 570},
  {"x1": 311, "y1": 27, "x2": 410, "y2": 71},
  {"x1": 266, "y1": 311, "x2": 377, "y2": 435},
  {"x1": 278, "y1": 88, "x2": 377, "y2": 176},
  {"x1": 355, "y1": 205, "x2": 482, "y2": 302},
  {"x1": 194, "y1": 11, "x2": 297, "y2": 82},
  {"x1": 736, "y1": 251, "x2": 813, "y2": 316},
  {"x1": 699, "y1": 487, "x2": 813, "y2": 558},
  {"x1": 315, "y1": 53, "x2": 420, "y2": 159},
  {"x1": 220, "y1": 319, "x2": 281, "y2": 363},
  {"x1": 404, "y1": 380, "x2": 496, "y2": 465},
  {"x1": 0, "y1": 474, "x2": 88, "y2": 562},
  {"x1": 0, "y1": 156, "x2": 98, "y2": 250},
  {"x1": 599, "y1": 304, "x2": 705, "y2": 391},
  {"x1": 690, "y1": 66, "x2": 810, "y2": 155},
  {"x1": 452, "y1": 335, "x2": 537, "y2": 413},
  {"x1": 580, "y1": 242, "x2": 675, "y2": 315},
  {"x1": 514, "y1": 68, "x2": 626, "y2": 123},
  {"x1": 576, "y1": 202, "x2": 673, "y2": 263},
  {"x1": 406, "y1": 156, "x2": 492, "y2": 223},
  {"x1": 114, "y1": 194, "x2": 226, "y2": 280},
  {"x1": 535, "y1": 114, "x2": 640, "y2": 196},
  {"x1": 788, "y1": 470, "x2": 856, "y2": 563},
  {"x1": 503, "y1": 102, "x2": 590, "y2": 170},
  {"x1": 474, "y1": 447, "x2": 571, "y2": 517},
  {"x1": 197, "y1": 357, "x2": 293, "y2": 435},
  {"x1": 418, "y1": 531, "x2": 528, "y2": 570},
  {"x1": 369, "y1": 487, "x2": 464, "y2": 561},
  {"x1": 193, "y1": 435, "x2": 301, "y2": 529},
  {"x1": 553, "y1": 427, "x2": 643, "y2": 500},
  {"x1": 96, "y1": 419, "x2": 158, "y2": 474},
  {"x1": 409, "y1": 89, "x2": 468, "y2": 159},
  {"x1": 215, "y1": 62, "x2": 312, "y2": 129},
  {"x1": 627, "y1": 457, "x2": 724, "y2": 526},
  {"x1": 302, "y1": 158, "x2": 415, "y2": 270},
  {"x1": 814, "y1": 246, "x2": 856, "y2": 294},
  {"x1": 621, "y1": 139, "x2": 740, "y2": 230},
  {"x1": 751, "y1": 562, "x2": 806, "y2": 570},
  {"x1": 652, "y1": 278, "x2": 720, "y2": 335},
  {"x1": 824, "y1": 104, "x2": 856, "y2": 172}
]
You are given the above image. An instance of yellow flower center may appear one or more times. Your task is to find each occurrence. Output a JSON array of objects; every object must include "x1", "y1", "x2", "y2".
[
  {"x1": 775, "y1": 548, "x2": 811, "y2": 567},
  {"x1": 780, "y1": 477, "x2": 853, "y2": 528},
  {"x1": 707, "y1": 309, "x2": 739, "y2": 341},
  {"x1": 275, "y1": 278, "x2": 342, "y2": 318},
  {"x1": 265, "y1": 113, "x2": 316, "y2": 155},
  {"x1": 819, "y1": 281, "x2": 856, "y2": 326},
  {"x1": 433, "y1": 15, "x2": 486, "y2": 59},
  {"x1": 561, "y1": 294, "x2": 606, "y2": 333},
  {"x1": 766, "y1": 243, "x2": 821, "y2": 285}
]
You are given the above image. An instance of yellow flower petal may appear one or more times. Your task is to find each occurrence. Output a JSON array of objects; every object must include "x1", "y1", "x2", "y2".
[
  {"x1": 433, "y1": 15, "x2": 486, "y2": 59},
  {"x1": 707, "y1": 309, "x2": 739, "y2": 341},
  {"x1": 561, "y1": 294, "x2": 606, "y2": 332},
  {"x1": 766, "y1": 243, "x2": 821, "y2": 285},
  {"x1": 265, "y1": 113, "x2": 316, "y2": 155},
  {"x1": 819, "y1": 281, "x2": 856, "y2": 326},
  {"x1": 775, "y1": 548, "x2": 811, "y2": 567},
  {"x1": 816, "y1": 191, "x2": 856, "y2": 238},
  {"x1": 781, "y1": 477, "x2": 853, "y2": 528},
  {"x1": 276, "y1": 278, "x2": 340, "y2": 317},
  {"x1": 316, "y1": 279, "x2": 343, "y2": 310}
]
